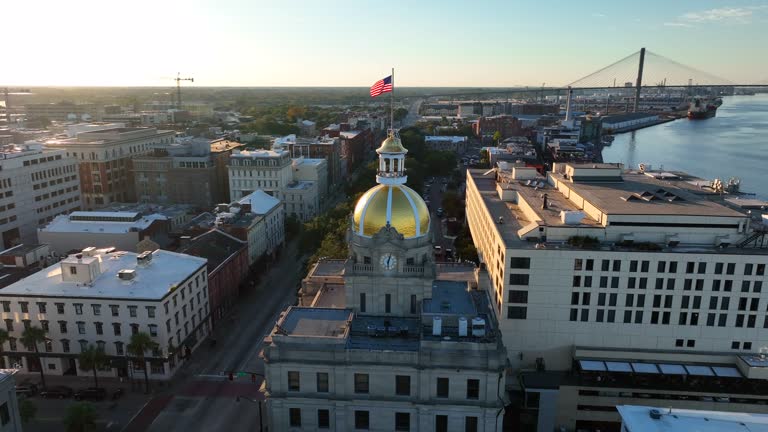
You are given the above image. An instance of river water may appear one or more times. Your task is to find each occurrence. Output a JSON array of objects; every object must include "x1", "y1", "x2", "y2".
[{"x1": 602, "y1": 94, "x2": 768, "y2": 199}]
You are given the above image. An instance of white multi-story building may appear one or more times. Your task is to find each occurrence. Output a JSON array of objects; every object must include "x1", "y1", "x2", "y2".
[
  {"x1": 0, "y1": 370, "x2": 23, "y2": 432},
  {"x1": 0, "y1": 247, "x2": 210, "y2": 381},
  {"x1": 264, "y1": 132, "x2": 507, "y2": 432},
  {"x1": 465, "y1": 162, "x2": 768, "y2": 431},
  {"x1": 228, "y1": 148, "x2": 324, "y2": 222},
  {"x1": 228, "y1": 148, "x2": 293, "y2": 201},
  {"x1": 0, "y1": 143, "x2": 81, "y2": 249}
]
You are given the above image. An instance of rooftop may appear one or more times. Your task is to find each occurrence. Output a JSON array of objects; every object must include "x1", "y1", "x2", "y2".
[
  {"x1": 41, "y1": 212, "x2": 167, "y2": 234},
  {"x1": 0, "y1": 249, "x2": 206, "y2": 300},
  {"x1": 230, "y1": 148, "x2": 288, "y2": 159},
  {"x1": 286, "y1": 180, "x2": 314, "y2": 190},
  {"x1": 238, "y1": 190, "x2": 281, "y2": 214},
  {"x1": 425, "y1": 136, "x2": 468, "y2": 143},
  {"x1": 617, "y1": 405, "x2": 768, "y2": 432},
  {"x1": 176, "y1": 229, "x2": 246, "y2": 274},
  {"x1": 423, "y1": 280, "x2": 477, "y2": 315},
  {"x1": 277, "y1": 307, "x2": 353, "y2": 338}
]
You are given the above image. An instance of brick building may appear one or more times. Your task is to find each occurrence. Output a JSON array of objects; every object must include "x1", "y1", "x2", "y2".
[
  {"x1": 45, "y1": 127, "x2": 175, "y2": 209},
  {"x1": 472, "y1": 115, "x2": 526, "y2": 139},
  {"x1": 177, "y1": 229, "x2": 249, "y2": 325}
]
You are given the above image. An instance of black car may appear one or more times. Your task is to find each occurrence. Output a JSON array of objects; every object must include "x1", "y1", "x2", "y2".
[
  {"x1": 40, "y1": 386, "x2": 73, "y2": 399},
  {"x1": 74, "y1": 387, "x2": 106, "y2": 401}
]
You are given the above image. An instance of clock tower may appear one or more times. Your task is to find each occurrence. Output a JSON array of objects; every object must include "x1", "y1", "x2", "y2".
[{"x1": 345, "y1": 130, "x2": 435, "y2": 316}]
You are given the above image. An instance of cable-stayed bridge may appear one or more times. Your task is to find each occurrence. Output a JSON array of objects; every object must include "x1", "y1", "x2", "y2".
[{"x1": 418, "y1": 48, "x2": 767, "y2": 111}]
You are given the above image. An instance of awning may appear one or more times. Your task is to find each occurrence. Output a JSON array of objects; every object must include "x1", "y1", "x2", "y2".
[
  {"x1": 579, "y1": 360, "x2": 606, "y2": 371},
  {"x1": 685, "y1": 365, "x2": 715, "y2": 376},
  {"x1": 605, "y1": 361, "x2": 633, "y2": 372},
  {"x1": 712, "y1": 366, "x2": 742, "y2": 378},
  {"x1": 658, "y1": 364, "x2": 687, "y2": 375},
  {"x1": 631, "y1": 363, "x2": 660, "y2": 374}
]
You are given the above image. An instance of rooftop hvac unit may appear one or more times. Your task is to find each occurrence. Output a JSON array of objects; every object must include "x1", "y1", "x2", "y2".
[
  {"x1": 137, "y1": 251, "x2": 153, "y2": 265},
  {"x1": 432, "y1": 316, "x2": 442, "y2": 336},
  {"x1": 458, "y1": 317, "x2": 468, "y2": 337},
  {"x1": 471, "y1": 317, "x2": 486, "y2": 337},
  {"x1": 81, "y1": 247, "x2": 97, "y2": 257},
  {"x1": 118, "y1": 269, "x2": 136, "y2": 281}
]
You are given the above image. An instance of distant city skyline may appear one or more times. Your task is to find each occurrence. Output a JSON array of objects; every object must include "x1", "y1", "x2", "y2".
[{"x1": 5, "y1": 0, "x2": 768, "y2": 87}]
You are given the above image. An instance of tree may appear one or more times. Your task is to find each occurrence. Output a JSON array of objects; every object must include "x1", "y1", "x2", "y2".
[
  {"x1": 441, "y1": 191, "x2": 463, "y2": 219},
  {"x1": 78, "y1": 345, "x2": 108, "y2": 390},
  {"x1": 285, "y1": 214, "x2": 302, "y2": 240},
  {"x1": 64, "y1": 402, "x2": 97, "y2": 432},
  {"x1": 393, "y1": 107, "x2": 409, "y2": 122},
  {"x1": 19, "y1": 399, "x2": 36, "y2": 424},
  {"x1": 21, "y1": 326, "x2": 47, "y2": 389},
  {"x1": 127, "y1": 332, "x2": 159, "y2": 394},
  {"x1": 492, "y1": 130, "x2": 502, "y2": 144},
  {"x1": 479, "y1": 149, "x2": 490, "y2": 167}
]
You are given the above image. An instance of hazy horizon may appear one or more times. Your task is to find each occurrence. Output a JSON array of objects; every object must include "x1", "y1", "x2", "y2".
[{"x1": 6, "y1": 0, "x2": 768, "y2": 87}]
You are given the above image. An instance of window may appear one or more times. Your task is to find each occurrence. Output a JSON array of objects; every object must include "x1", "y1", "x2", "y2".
[
  {"x1": 467, "y1": 379, "x2": 480, "y2": 399},
  {"x1": 676, "y1": 339, "x2": 684, "y2": 347},
  {"x1": 395, "y1": 412, "x2": 410, "y2": 431},
  {"x1": 19, "y1": 302, "x2": 28, "y2": 313},
  {"x1": 509, "y1": 290, "x2": 528, "y2": 303},
  {"x1": 115, "y1": 342, "x2": 124, "y2": 355},
  {"x1": 509, "y1": 274, "x2": 529, "y2": 285},
  {"x1": 745, "y1": 342, "x2": 753, "y2": 350},
  {"x1": 611, "y1": 277, "x2": 619, "y2": 288},
  {"x1": 149, "y1": 324, "x2": 158, "y2": 337},
  {"x1": 586, "y1": 259, "x2": 594, "y2": 271},
  {"x1": 609, "y1": 293, "x2": 617, "y2": 306},
  {"x1": 128, "y1": 306, "x2": 138, "y2": 318},
  {"x1": 624, "y1": 310, "x2": 632, "y2": 323},
  {"x1": 628, "y1": 277, "x2": 636, "y2": 289},
  {"x1": 94, "y1": 322, "x2": 103, "y2": 335},
  {"x1": 510, "y1": 257, "x2": 530, "y2": 269},
  {"x1": 727, "y1": 263, "x2": 735, "y2": 275},
  {"x1": 698, "y1": 262, "x2": 707, "y2": 274},
  {"x1": 436, "y1": 377, "x2": 449, "y2": 398},
  {"x1": 639, "y1": 278, "x2": 648, "y2": 289},
  {"x1": 641, "y1": 261, "x2": 649, "y2": 272},
  {"x1": 3, "y1": 320, "x2": 11, "y2": 332},
  {"x1": 396, "y1": 375, "x2": 410, "y2": 395},
  {"x1": 74, "y1": 303, "x2": 83, "y2": 315},
  {"x1": 77, "y1": 322, "x2": 86, "y2": 334},
  {"x1": 745, "y1": 263, "x2": 754, "y2": 275},
  {"x1": 599, "y1": 276, "x2": 608, "y2": 288},
  {"x1": 626, "y1": 294, "x2": 634, "y2": 307},
  {"x1": 598, "y1": 293, "x2": 606, "y2": 306},
  {"x1": 109, "y1": 305, "x2": 119, "y2": 316},
  {"x1": 570, "y1": 309, "x2": 578, "y2": 321},
  {"x1": 601, "y1": 260, "x2": 610, "y2": 271},
  {"x1": 684, "y1": 279, "x2": 692, "y2": 290},
  {"x1": 318, "y1": 409, "x2": 330, "y2": 429},
  {"x1": 385, "y1": 294, "x2": 391, "y2": 313},
  {"x1": 113, "y1": 323, "x2": 121, "y2": 336},
  {"x1": 582, "y1": 293, "x2": 591, "y2": 305},
  {"x1": 667, "y1": 279, "x2": 676, "y2": 290},
  {"x1": 355, "y1": 410, "x2": 369, "y2": 430},
  {"x1": 687, "y1": 339, "x2": 696, "y2": 347},
  {"x1": 289, "y1": 408, "x2": 301, "y2": 427},
  {"x1": 410, "y1": 295, "x2": 417, "y2": 314},
  {"x1": 657, "y1": 261, "x2": 666, "y2": 273},
  {"x1": 695, "y1": 279, "x2": 704, "y2": 291},
  {"x1": 436, "y1": 415, "x2": 448, "y2": 432},
  {"x1": 465, "y1": 416, "x2": 479, "y2": 432},
  {"x1": 130, "y1": 324, "x2": 139, "y2": 335},
  {"x1": 732, "y1": 341, "x2": 740, "y2": 350},
  {"x1": 37, "y1": 302, "x2": 47, "y2": 314},
  {"x1": 146, "y1": 306, "x2": 156, "y2": 318},
  {"x1": 574, "y1": 259, "x2": 583, "y2": 271},
  {"x1": 655, "y1": 278, "x2": 664, "y2": 290},
  {"x1": 316, "y1": 372, "x2": 329, "y2": 392},
  {"x1": 507, "y1": 306, "x2": 527, "y2": 319},
  {"x1": 360, "y1": 293, "x2": 366, "y2": 313},
  {"x1": 712, "y1": 280, "x2": 721, "y2": 291},
  {"x1": 354, "y1": 373, "x2": 369, "y2": 394},
  {"x1": 630, "y1": 261, "x2": 638, "y2": 272},
  {"x1": 742, "y1": 281, "x2": 751, "y2": 292},
  {"x1": 758, "y1": 264, "x2": 766, "y2": 276},
  {"x1": 0, "y1": 302, "x2": 8, "y2": 313},
  {"x1": 613, "y1": 260, "x2": 621, "y2": 272},
  {"x1": 584, "y1": 276, "x2": 592, "y2": 287},
  {"x1": 288, "y1": 371, "x2": 300, "y2": 391}
]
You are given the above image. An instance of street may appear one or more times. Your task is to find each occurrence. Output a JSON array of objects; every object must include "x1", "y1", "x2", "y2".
[{"x1": 128, "y1": 239, "x2": 305, "y2": 432}]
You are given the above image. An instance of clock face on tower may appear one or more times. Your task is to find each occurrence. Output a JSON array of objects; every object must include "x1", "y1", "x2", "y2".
[{"x1": 380, "y1": 253, "x2": 397, "y2": 271}]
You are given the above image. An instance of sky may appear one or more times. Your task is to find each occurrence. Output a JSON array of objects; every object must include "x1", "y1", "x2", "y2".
[{"x1": 3, "y1": 0, "x2": 768, "y2": 87}]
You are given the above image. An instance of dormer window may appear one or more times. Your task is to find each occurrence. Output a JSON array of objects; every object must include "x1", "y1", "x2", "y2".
[{"x1": 70, "y1": 266, "x2": 77, "y2": 275}]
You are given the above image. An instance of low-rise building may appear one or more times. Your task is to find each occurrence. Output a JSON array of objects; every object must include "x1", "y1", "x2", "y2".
[
  {"x1": 618, "y1": 405, "x2": 768, "y2": 431},
  {"x1": 177, "y1": 229, "x2": 248, "y2": 325},
  {"x1": 0, "y1": 247, "x2": 210, "y2": 380},
  {"x1": 425, "y1": 135, "x2": 468, "y2": 153},
  {"x1": 292, "y1": 157, "x2": 328, "y2": 210},
  {"x1": 601, "y1": 113, "x2": 660, "y2": 133},
  {"x1": 277, "y1": 134, "x2": 342, "y2": 186},
  {"x1": 473, "y1": 115, "x2": 526, "y2": 139},
  {"x1": 0, "y1": 143, "x2": 81, "y2": 249},
  {"x1": 38, "y1": 211, "x2": 170, "y2": 255},
  {"x1": 339, "y1": 128, "x2": 373, "y2": 172},
  {"x1": 228, "y1": 148, "x2": 293, "y2": 201}
]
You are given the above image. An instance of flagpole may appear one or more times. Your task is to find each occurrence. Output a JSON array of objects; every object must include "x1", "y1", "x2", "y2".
[{"x1": 390, "y1": 67, "x2": 395, "y2": 133}]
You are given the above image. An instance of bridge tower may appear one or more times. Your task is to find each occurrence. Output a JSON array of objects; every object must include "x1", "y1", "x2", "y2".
[{"x1": 633, "y1": 47, "x2": 646, "y2": 112}]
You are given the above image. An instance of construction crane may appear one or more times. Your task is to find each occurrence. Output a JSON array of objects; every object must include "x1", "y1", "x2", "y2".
[{"x1": 173, "y1": 73, "x2": 194, "y2": 110}]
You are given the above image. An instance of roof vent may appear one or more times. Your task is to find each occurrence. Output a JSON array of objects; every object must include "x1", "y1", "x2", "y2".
[
  {"x1": 649, "y1": 409, "x2": 662, "y2": 420},
  {"x1": 137, "y1": 251, "x2": 153, "y2": 265},
  {"x1": 118, "y1": 269, "x2": 136, "y2": 281}
]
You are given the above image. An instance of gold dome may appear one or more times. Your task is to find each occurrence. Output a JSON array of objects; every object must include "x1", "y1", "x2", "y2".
[
  {"x1": 376, "y1": 135, "x2": 407, "y2": 154},
  {"x1": 353, "y1": 184, "x2": 429, "y2": 238}
]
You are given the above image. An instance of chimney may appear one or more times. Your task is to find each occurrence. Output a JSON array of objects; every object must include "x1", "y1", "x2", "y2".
[{"x1": 542, "y1": 194, "x2": 549, "y2": 210}]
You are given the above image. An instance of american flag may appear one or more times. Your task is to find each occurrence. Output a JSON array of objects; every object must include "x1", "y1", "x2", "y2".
[{"x1": 370, "y1": 75, "x2": 393, "y2": 97}]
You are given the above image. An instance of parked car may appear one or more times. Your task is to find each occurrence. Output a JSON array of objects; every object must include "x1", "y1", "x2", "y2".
[
  {"x1": 74, "y1": 387, "x2": 107, "y2": 401},
  {"x1": 15, "y1": 384, "x2": 38, "y2": 398},
  {"x1": 40, "y1": 386, "x2": 73, "y2": 399}
]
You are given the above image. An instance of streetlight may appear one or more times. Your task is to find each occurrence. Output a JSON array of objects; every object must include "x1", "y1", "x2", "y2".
[{"x1": 235, "y1": 395, "x2": 266, "y2": 431}]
